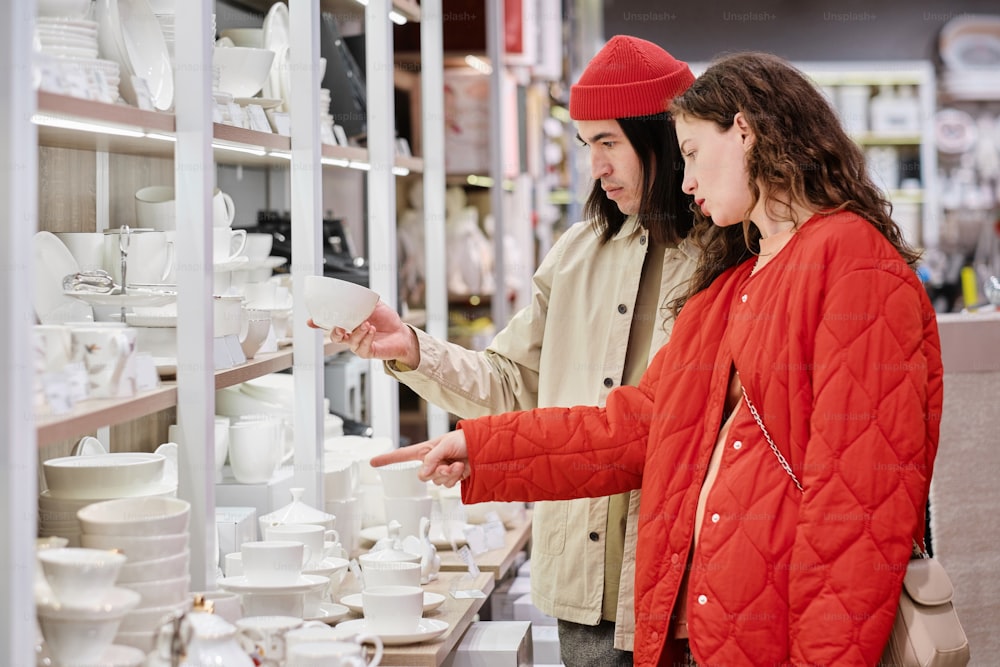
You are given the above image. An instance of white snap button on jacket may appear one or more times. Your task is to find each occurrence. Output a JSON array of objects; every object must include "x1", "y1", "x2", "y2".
[
  {"x1": 698, "y1": 594, "x2": 708, "y2": 605},
  {"x1": 733, "y1": 440, "x2": 742, "y2": 450},
  {"x1": 711, "y1": 513, "x2": 720, "y2": 523},
  {"x1": 741, "y1": 294, "x2": 748, "y2": 303}
]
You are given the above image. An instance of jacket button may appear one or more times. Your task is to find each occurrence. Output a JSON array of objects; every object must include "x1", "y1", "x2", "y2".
[
  {"x1": 741, "y1": 294, "x2": 748, "y2": 303},
  {"x1": 640, "y1": 235, "x2": 647, "y2": 245},
  {"x1": 711, "y1": 513, "x2": 720, "y2": 523},
  {"x1": 697, "y1": 594, "x2": 708, "y2": 605},
  {"x1": 671, "y1": 552, "x2": 679, "y2": 564},
  {"x1": 651, "y1": 629, "x2": 659, "y2": 642},
  {"x1": 589, "y1": 531, "x2": 600, "y2": 542},
  {"x1": 603, "y1": 377, "x2": 613, "y2": 388},
  {"x1": 733, "y1": 440, "x2": 742, "y2": 450},
  {"x1": 617, "y1": 304, "x2": 627, "y2": 314}
]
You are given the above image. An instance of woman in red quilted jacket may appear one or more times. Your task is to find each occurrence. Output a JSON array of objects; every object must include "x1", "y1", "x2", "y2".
[{"x1": 374, "y1": 52, "x2": 943, "y2": 667}]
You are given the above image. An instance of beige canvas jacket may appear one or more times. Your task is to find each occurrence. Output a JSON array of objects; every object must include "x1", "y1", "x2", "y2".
[{"x1": 386, "y1": 217, "x2": 698, "y2": 650}]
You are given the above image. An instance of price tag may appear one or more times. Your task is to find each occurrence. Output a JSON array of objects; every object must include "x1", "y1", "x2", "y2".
[
  {"x1": 213, "y1": 102, "x2": 226, "y2": 124},
  {"x1": 271, "y1": 112, "x2": 291, "y2": 136},
  {"x1": 456, "y1": 544, "x2": 481, "y2": 578},
  {"x1": 463, "y1": 523, "x2": 488, "y2": 555},
  {"x1": 130, "y1": 76, "x2": 155, "y2": 110},
  {"x1": 333, "y1": 124, "x2": 348, "y2": 146},
  {"x1": 448, "y1": 545, "x2": 487, "y2": 599},
  {"x1": 227, "y1": 103, "x2": 247, "y2": 129},
  {"x1": 245, "y1": 104, "x2": 273, "y2": 133},
  {"x1": 133, "y1": 352, "x2": 160, "y2": 391},
  {"x1": 484, "y1": 518, "x2": 506, "y2": 551}
]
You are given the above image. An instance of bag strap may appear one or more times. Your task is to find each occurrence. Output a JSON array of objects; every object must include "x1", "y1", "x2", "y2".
[
  {"x1": 741, "y1": 386, "x2": 928, "y2": 559},
  {"x1": 741, "y1": 386, "x2": 804, "y2": 493}
]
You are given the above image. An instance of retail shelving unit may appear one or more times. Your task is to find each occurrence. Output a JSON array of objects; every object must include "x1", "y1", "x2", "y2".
[{"x1": 1, "y1": 1, "x2": 445, "y2": 662}]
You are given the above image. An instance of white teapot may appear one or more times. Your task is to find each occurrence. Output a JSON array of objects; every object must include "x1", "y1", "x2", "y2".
[{"x1": 180, "y1": 612, "x2": 255, "y2": 667}]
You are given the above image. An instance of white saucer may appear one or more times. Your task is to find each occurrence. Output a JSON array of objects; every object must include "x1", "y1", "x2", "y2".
[
  {"x1": 332, "y1": 618, "x2": 449, "y2": 645},
  {"x1": 64, "y1": 288, "x2": 177, "y2": 307},
  {"x1": 340, "y1": 591, "x2": 445, "y2": 615},
  {"x1": 217, "y1": 573, "x2": 327, "y2": 594},
  {"x1": 235, "y1": 97, "x2": 284, "y2": 110},
  {"x1": 360, "y1": 525, "x2": 468, "y2": 550},
  {"x1": 213, "y1": 256, "x2": 250, "y2": 272},
  {"x1": 304, "y1": 601, "x2": 350, "y2": 625}
]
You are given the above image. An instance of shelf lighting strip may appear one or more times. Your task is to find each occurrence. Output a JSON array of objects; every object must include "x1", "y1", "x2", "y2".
[{"x1": 31, "y1": 114, "x2": 146, "y2": 138}]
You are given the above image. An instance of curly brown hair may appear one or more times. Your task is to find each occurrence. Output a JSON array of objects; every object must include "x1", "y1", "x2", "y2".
[{"x1": 668, "y1": 52, "x2": 921, "y2": 312}]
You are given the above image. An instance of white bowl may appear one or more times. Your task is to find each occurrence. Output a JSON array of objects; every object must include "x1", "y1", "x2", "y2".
[
  {"x1": 37, "y1": 547, "x2": 127, "y2": 608},
  {"x1": 37, "y1": 0, "x2": 92, "y2": 19},
  {"x1": 213, "y1": 46, "x2": 275, "y2": 98},
  {"x1": 81, "y1": 532, "x2": 188, "y2": 562},
  {"x1": 43, "y1": 453, "x2": 166, "y2": 500},
  {"x1": 77, "y1": 497, "x2": 190, "y2": 536},
  {"x1": 116, "y1": 550, "x2": 189, "y2": 584},
  {"x1": 302, "y1": 275, "x2": 379, "y2": 331},
  {"x1": 219, "y1": 28, "x2": 264, "y2": 48},
  {"x1": 37, "y1": 588, "x2": 141, "y2": 666},
  {"x1": 121, "y1": 574, "x2": 190, "y2": 608}
]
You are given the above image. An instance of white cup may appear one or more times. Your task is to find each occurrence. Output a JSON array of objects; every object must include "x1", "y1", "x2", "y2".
[
  {"x1": 55, "y1": 232, "x2": 105, "y2": 271},
  {"x1": 69, "y1": 323, "x2": 138, "y2": 399},
  {"x1": 325, "y1": 497, "x2": 362, "y2": 558},
  {"x1": 323, "y1": 457, "x2": 360, "y2": 501},
  {"x1": 224, "y1": 551, "x2": 244, "y2": 577},
  {"x1": 213, "y1": 227, "x2": 248, "y2": 263},
  {"x1": 286, "y1": 639, "x2": 384, "y2": 667},
  {"x1": 376, "y1": 460, "x2": 430, "y2": 498},
  {"x1": 191, "y1": 590, "x2": 242, "y2": 624},
  {"x1": 134, "y1": 185, "x2": 175, "y2": 231},
  {"x1": 213, "y1": 188, "x2": 236, "y2": 228},
  {"x1": 240, "y1": 540, "x2": 306, "y2": 586},
  {"x1": 236, "y1": 615, "x2": 302, "y2": 665},
  {"x1": 263, "y1": 524, "x2": 339, "y2": 570},
  {"x1": 362, "y1": 585, "x2": 423, "y2": 635},
  {"x1": 361, "y1": 561, "x2": 421, "y2": 589},
  {"x1": 228, "y1": 417, "x2": 284, "y2": 484},
  {"x1": 241, "y1": 591, "x2": 307, "y2": 619},
  {"x1": 244, "y1": 232, "x2": 274, "y2": 260},
  {"x1": 240, "y1": 307, "x2": 271, "y2": 360},
  {"x1": 103, "y1": 228, "x2": 175, "y2": 286},
  {"x1": 382, "y1": 495, "x2": 432, "y2": 539}
]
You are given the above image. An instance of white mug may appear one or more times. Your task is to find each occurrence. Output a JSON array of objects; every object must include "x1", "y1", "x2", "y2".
[
  {"x1": 213, "y1": 188, "x2": 236, "y2": 228},
  {"x1": 213, "y1": 228, "x2": 248, "y2": 263},
  {"x1": 103, "y1": 228, "x2": 174, "y2": 286},
  {"x1": 69, "y1": 323, "x2": 138, "y2": 399},
  {"x1": 361, "y1": 561, "x2": 421, "y2": 589},
  {"x1": 382, "y1": 495, "x2": 433, "y2": 539},
  {"x1": 134, "y1": 185, "x2": 175, "y2": 231},
  {"x1": 361, "y1": 585, "x2": 423, "y2": 635},
  {"x1": 263, "y1": 524, "x2": 339, "y2": 570},
  {"x1": 240, "y1": 540, "x2": 306, "y2": 586},
  {"x1": 228, "y1": 417, "x2": 284, "y2": 484},
  {"x1": 55, "y1": 232, "x2": 105, "y2": 271}
]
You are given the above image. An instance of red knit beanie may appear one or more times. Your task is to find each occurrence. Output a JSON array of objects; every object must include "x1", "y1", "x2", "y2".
[{"x1": 569, "y1": 35, "x2": 695, "y2": 120}]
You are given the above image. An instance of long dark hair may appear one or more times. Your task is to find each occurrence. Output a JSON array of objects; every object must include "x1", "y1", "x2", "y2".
[
  {"x1": 582, "y1": 113, "x2": 695, "y2": 247},
  {"x1": 670, "y1": 52, "x2": 921, "y2": 307}
]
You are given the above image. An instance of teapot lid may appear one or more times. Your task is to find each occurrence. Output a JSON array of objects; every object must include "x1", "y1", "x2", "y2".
[
  {"x1": 359, "y1": 520, "x2": 420, "y2": 563},
  {"x1": 260, "y1": 488, "x2": 336, "y2": 526}
]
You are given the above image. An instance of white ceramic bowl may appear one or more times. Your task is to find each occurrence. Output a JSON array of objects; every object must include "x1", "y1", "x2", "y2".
[
  {"x1": 219, "y1": 28, "x2": 264, "y2": 48},
  {"x1": 77, "y1": 497, "x2": 190, "y2": 537},
  {"x1": 302, "y1": 275, "x2": 379, "y2": 331},
  {"x1": 80, "y1": 531, "x2": 188, "y2": 562},
  {"x1": 116, "y1": 550, "x2": 189, "y2": 584},
  {"x1": 37, "y1": 547, "x2": 127, "y2": 608},
  {"x1": 37, "y1": 587, "x2": 141, "y2": 666},
  {"x1": 37, "y1": 0, "x2": 92, "y2": 19},
  {"x1": 43, "y1": 453, "x2": 166, "y2": 500},
  {"x1": 213, "y1": 46, "x2": 275, "y2": 98},
  {"x1": 121, "y1": 574, "x2": 190, "y2": 608}
]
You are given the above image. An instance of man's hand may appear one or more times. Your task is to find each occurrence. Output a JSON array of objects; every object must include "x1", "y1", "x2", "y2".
[
  {"x1": 370, "y1": 431, "x2": 470, "y2": 488},
  {"x1": 308, "y1": 302, "x2": 420, "y2": 368}
]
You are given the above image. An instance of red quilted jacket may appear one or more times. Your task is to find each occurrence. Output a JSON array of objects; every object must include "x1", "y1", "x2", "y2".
[{"x1": 459, "y1": 211, "x2": 943, "y2": 666}]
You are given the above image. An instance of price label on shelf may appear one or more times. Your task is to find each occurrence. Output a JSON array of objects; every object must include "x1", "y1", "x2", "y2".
[
  {"x1": 130, "y1": 76, "x2": 154, "y2": 111},
  {"x1": 245, "y1": 105, "x2": 272, "y2": 134},
  {"x1": 271, "y1": 112, "x2": 291, "y2": 136}
]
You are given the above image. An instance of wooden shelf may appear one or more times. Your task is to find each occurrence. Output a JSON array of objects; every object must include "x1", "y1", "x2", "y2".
[
  {"x1": 337, "y1": 570, "x2": 494, "y2": 666},
  {"x1": 36, "y1": 340, "x2": 345, "y2": 448},
  {"x1": 396, "y1": 155, "x2": 425, "y2": 174}
]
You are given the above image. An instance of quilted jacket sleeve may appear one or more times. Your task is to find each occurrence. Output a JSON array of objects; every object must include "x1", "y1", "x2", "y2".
[
  {"x1": 457, "y1": 345, "x2": 667, "y2": 504},
  {"x1": 788, "y1": 268, "x2": 940, "y2": 665}
]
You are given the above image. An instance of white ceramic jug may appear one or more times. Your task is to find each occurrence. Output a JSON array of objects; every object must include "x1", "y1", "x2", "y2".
[{"x1": 180, "y1": 612, "x2": 255, "y2": 667}]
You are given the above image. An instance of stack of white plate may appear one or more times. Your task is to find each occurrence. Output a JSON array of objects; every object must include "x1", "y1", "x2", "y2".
[
  {"x1": 38, "y1": 452, "x2": 177, "y2": 547},
  {"x1": 319, "y1": 87, "x2": 336, "y2": 144},
  {"x1": 34, "y1": 18, "x2": 121, "y2": 103},
  {"x1": 77, "y1": 496, "x2": 193, "y2": 654},
  {"x1": 153, "y1": 8, "x2": 215, "y2": 63}
]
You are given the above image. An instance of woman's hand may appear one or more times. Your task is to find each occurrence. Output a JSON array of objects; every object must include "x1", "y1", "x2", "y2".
[
  {"x1": 308, "y1": 302, "x2": 420, "y2": 368},
  {"x1": 370, "y1": 431, "x2": 470, "y2": 488}
]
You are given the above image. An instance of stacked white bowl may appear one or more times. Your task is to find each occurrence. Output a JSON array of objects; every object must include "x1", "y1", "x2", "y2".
[
  {"x1": 35, "y1": 546, "x2": 145, "y2": 667},
  {"x1": 77, "y1": 496, "x2": 193, "y2": 653},
  {"x1": 34, "y1": 16, "x2": 121, "y2": 104},
  {"x1": 39, "y1": 452, "x2": 175, "y2": 547}
]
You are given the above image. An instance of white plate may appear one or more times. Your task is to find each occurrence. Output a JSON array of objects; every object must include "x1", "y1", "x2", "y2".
[
  {"x1": 96, "y1": 0, "x2": 173, "y2": 111},
  {"x1": 214, "y1": 255, "x2": 250, "y2": 272},
  {"x1": 40, "y1": 477, "x2": 178, "y2": 502},
  {"x1": 262, "y1": 1, "x2": 289, "y2": 100},
  {"x1": 64, "y1": 288, "x2": 177, "y2": 307},
  {"x1": 126, "y1": 312, "x2": 177, "y2": 327},
  {"x1": 360, "y1": 525, "x2": 468, "y2": 550},
  {"x1": 218, "y1": 573, "x2": 327, "y2": 594},
  {"x1": 304, "y1": 601, "x2": 350, "y2": 625},
  {"x1": 72, "y1": 436, "x2": 109, "y2": 456},
  {"x1": 332, "y1": 618, "x2": 449, "y2": 646},
  {"x1": 235, "y1": 255, "x2": 288, "y2": 272},
  {"x1": 153, "y1": 357, "x2": 177, "y2": 376},
  {"x1": 34, "y1": 231, "x2": 93, "y2": 324},
  {"x1": 339, "y1": 592, "x2": 445, "y2": 615}
]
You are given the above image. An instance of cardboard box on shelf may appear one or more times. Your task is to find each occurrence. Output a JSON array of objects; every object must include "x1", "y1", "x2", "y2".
[
  {"x1": 442, "y1": 621, "x2": 533, "y2": 667},
  {"x1": 513, "y1": 593, "x2": 557, "y2": 626},
  {"x1": 531, "y1": 624, "x2": 561, "y2": 665},
  {"x1": 215, "y1": 506, "x2": 257, "y2": 561},
  {"x1": 490, "y1": 575, "x2": 532, "y2": 621},
  {"x1": 215, "y1": 465, "x2": 294, "y2": 535}
]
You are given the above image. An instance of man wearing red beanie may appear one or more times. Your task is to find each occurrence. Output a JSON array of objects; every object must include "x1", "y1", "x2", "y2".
[{"x1": 328, "y1": 35, "x2": 697, "y2": 666}]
